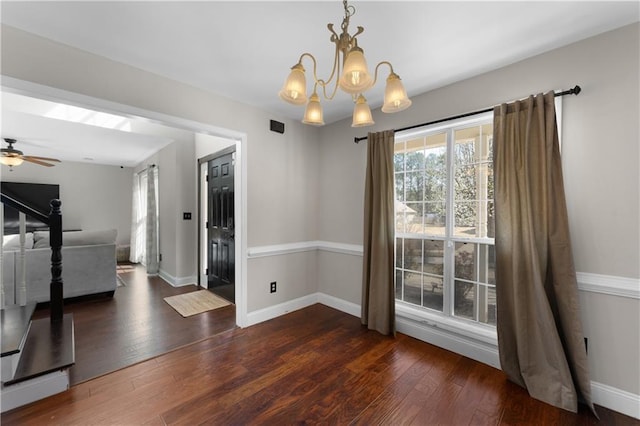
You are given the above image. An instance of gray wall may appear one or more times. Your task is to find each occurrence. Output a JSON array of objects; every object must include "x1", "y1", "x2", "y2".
[
  {"x1": 1, "y1": 161, "x2": 133, "y2": 246},
  {"x1": 317, "y1": 23, "x2": 640, "y2": 396},
  {"x1": 135, "y1": 136, "x2": 198, "y2": 283},
  {"x1": 1, "y1": 24, "x2": 321, "y2": 313}
]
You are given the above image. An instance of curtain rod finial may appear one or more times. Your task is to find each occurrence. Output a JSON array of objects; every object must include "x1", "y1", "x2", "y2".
[{"x1": 572, "y1": 85, "x2": 581, "y2": 95}]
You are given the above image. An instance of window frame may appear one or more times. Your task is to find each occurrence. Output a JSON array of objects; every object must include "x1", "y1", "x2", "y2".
[{"x1": 394, "y1": 111, "x2": 497, "y2": 334}]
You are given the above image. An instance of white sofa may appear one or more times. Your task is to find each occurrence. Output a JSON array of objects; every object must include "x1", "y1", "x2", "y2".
[{"x1": 2, "y1": 229, "x2": 118, "y2": 304}]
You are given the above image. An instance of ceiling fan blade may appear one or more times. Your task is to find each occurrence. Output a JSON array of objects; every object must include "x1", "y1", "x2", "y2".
[
  {"x1": 23, "y1": 155, "x2": 61, "y2": 162},
  {"x1": 23, "y1": 157, "x2": 56, "y2": 167}
]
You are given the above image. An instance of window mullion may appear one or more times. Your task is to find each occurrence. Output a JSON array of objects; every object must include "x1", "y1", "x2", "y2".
[{"x1": 443, "y1": 128, "x2": 455, "y2": 318}]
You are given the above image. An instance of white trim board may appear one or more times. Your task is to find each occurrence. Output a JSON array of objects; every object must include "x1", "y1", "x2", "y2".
[
  {"x1": 158, "y1": 269, "x2": 198, "y2": 288},
  {"x1": 576, "y1": 272, "x2": 640, "y2": 299},
  {"x1": 0, "y1": 370, "x2": 69, "y2": 413},
  {"x1": 247, "y1": 240, "x2": 363, "y2": 258},
  {"x1": 591, "y1": 381, "x2": 640, "y2": 420},
  {"x1": 246, "y1": 293, "x2": 319, "y2": 326}
]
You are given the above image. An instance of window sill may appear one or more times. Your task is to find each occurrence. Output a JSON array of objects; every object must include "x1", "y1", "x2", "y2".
[{"x1": 395, "y1": 302, "x2": 500, "y2": 368}]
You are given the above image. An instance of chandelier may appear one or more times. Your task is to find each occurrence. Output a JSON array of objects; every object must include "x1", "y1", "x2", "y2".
[{"x1": 278, "y1": 0, "x2": 412, "y2": 127}]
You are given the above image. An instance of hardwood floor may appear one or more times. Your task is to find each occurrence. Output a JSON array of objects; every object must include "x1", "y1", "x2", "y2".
[
  {"x1": 3, "y1": 302, "x2": 637, "y2": 425},
  {"x1": 32, "y1": 262, "x2": 236, "y2": 385}
]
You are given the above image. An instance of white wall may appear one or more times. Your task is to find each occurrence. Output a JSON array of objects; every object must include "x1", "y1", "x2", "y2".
[
  {"x1": 317, "y1": 23, "x2": 640, "y2": 401},
  {"x1": 1, "y1": 161, "x2": 133, "y2": 245}
]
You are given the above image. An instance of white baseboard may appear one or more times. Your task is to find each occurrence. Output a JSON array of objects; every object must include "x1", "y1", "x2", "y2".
[
  {"x1": 592, "y1": 381, "x2": 640, "y2": 419},
  {"x1": 317, "y1": 293, "x2": 361, "y2": 317},
  {"x1": 1, "y1": 370, "x2": 69, "y2": 413},
  {"x1": 246, "y1": 293, "x2": 319, "y2": 327},
  {"x1": 158, "y1": 269, "x2": 197, "y2": 287}
]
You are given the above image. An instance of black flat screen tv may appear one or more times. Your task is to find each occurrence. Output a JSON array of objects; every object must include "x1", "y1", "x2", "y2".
[{"x1": 1, "y1": 182, "x2": 60, "y2": 234}]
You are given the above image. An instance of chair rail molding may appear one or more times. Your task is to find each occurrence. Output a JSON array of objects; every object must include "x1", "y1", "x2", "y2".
[
  {"x1": 575, "y1": 272, "x2": 640, "y2": 299},
  {"x1": 247, "y1": 240, "x2": 639, "y2": 300}
]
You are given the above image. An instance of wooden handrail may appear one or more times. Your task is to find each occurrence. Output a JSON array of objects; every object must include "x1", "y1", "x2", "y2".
[{"x1": 0, "y1": 193, "x2": 50, "y2": 224}]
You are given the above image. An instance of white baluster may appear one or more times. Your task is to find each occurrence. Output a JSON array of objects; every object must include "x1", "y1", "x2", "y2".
[{"x1": 19, "y1": 212, "x2": 26, "y2": 306}]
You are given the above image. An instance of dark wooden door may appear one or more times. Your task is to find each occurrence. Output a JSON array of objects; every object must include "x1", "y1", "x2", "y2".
[{"x1": 207, "y1": 152, "x2": 235, "y2": 303}]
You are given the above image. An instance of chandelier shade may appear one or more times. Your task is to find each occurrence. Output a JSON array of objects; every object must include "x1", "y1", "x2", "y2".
[
  {"x1": 352, "y1": 95, "x2": 374, "y2": 127},
  {"x1": 302, "y1": 91, "x2": 325, "y2": 126},
  {"x1": 279, "y1": 63, "x2": 308, "y2": 106},
  {"x1": 339, "y1": 47, "x2": 373, "y2": 94},
  {"x1": 279, "y1": 0, "x2": 411, "y2": 127},
  {"x1": 381, "y1": 72, "x2": 412, "y2": 113}
]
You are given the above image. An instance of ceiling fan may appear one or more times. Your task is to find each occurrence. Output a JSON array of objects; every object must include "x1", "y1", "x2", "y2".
[{"x1": 1, "y1": 138, "x2": 61, "y2": 169}]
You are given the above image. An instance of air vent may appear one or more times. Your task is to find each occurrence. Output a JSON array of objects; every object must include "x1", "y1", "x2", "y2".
[{"x1": 270, "y1": 120, "x2": 285, "y2": 134}]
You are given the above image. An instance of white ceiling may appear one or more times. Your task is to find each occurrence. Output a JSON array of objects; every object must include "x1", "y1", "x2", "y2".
[{"x1": 1, "y1": 1, "x2": 638, "y2": 166}]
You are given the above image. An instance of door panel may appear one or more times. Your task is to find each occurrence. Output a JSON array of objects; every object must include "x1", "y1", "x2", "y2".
[{"x1": 207, "y1": 152, "x2": 235, "y2": 303}]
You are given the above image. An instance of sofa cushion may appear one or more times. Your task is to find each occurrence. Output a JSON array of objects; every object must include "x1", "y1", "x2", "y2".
[
  {"x1": 2, "y1": 232, "x2": 34, "y2": 251},
  {"x1": 33, "y1": 229, "x2": 117, "y2": 248}
]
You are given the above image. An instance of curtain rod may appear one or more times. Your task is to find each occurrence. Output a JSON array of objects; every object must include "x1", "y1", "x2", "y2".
[
  {"x1": 353, "y1": 85, "x2": 581, "y2": 144},
  {"x1": 136, "y1": 164, "x2": 157, "y2": 176}
]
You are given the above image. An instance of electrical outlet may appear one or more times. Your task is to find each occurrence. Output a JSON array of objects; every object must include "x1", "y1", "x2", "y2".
[{"x1": 270, "y1": 281, "x2": 277, "y2": 293}]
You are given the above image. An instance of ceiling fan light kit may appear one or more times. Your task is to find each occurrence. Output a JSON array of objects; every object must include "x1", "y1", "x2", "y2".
[
  {"x1": 1, "y1": 138, "x2": 61, "y2": 170},
  {"x1": 279, "y1": 0, "x2": 412, "y2": 127}
]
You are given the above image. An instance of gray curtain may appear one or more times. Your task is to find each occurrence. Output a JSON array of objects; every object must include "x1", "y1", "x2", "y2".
[
  {"x1": 145, "y1": 166, "x2": 159, "y2": 275},
  {"x1": 361, "y1": 130, "x2": 395, "y2": 336},
  {"x1": 493, "y1": 92, "x2": 595, "y2": 414}
]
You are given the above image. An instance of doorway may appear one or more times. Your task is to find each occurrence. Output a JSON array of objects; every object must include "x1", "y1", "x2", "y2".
[
  {"x1": 205, "y1": 149, "x2": 235, "y2": 303},
  {"x1": 3, "y1": 77, "x2": 248, "y2": 327}
]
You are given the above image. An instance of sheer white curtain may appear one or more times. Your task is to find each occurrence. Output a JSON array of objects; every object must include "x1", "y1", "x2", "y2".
[
  {"x1": 129, "y1": 166, "x2": 159, "y2": 275},
  {"x1": 129, "y1": 171, "x2": 145, "y2": 263},
  {"x1": 145, "y1": 166, "x2": 159, "y2": 275}
]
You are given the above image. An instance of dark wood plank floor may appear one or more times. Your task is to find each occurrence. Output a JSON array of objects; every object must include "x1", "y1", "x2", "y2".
[
  {"x1": 3, "y1": 303, "x2": 637, "y2": 425},
  {"x1": 32, "y1": 262, "x2": 236, "y2": 385}
]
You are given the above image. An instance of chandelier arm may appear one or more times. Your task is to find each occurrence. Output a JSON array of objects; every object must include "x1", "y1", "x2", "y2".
[
  {"x1": 296, "y1": 51, "x2": 339, "y2": 101},
  {"x1": 372, "y1": 61, "x2": 394, "y2": 88},
  {"x1": 318, "y1": 44, "x2": 343, "y2": 101}
]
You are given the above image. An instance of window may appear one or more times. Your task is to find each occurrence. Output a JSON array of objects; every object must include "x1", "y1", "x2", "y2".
[
  {"x1": 394, "y1": 113, "x2": 496, "y2": 327},
  {"x1": 130, "y1": 168, "x2": 159, "y2": 265}
]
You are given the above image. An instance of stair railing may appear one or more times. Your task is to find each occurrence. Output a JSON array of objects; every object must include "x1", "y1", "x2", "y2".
[{"x1": 0, "y1": 194, "x2": 64, "y2": 322}]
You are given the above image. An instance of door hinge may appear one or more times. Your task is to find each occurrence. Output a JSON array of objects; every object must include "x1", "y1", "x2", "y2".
[
  {"x1": 206, "y1": 268, "x2": 209, "y2": 275},
  {"x1": 206, "y1": 221, "x2": 209, "y2": 228}
]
